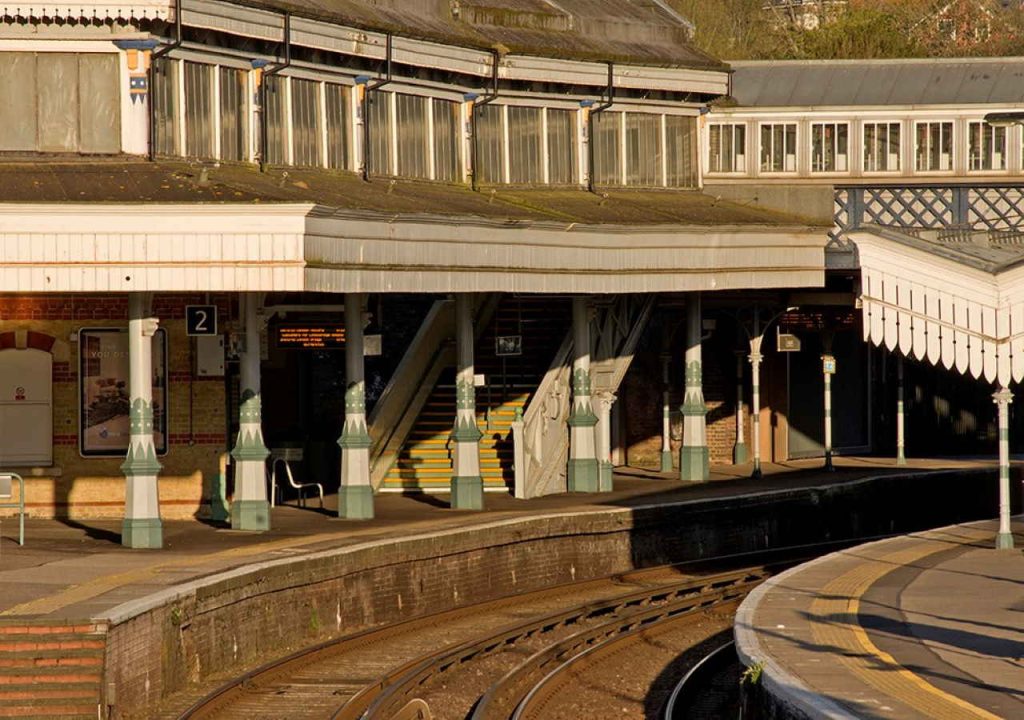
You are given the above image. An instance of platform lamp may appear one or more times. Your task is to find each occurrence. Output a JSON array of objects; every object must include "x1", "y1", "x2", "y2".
[{"x1": 726, "y1": 304, "x2": 798, "y2": 480}]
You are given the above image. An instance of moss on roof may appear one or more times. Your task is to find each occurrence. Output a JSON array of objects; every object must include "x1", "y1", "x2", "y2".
[{"x1": 0, "y1": 159, "x2": 824, "y2": 227}]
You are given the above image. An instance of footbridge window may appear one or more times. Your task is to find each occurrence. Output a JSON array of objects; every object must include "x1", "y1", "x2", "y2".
[
  {"x1": 915, "y1": 121, "x2": 953, "y2": 172},
  {"x1": 547, "y1": 109, "x2": 578, "y2": 185},
  {"x1": 760, "y1": 122, "x2": 797, "y2": 173},
  {"x1": 968, "y1": 120, "x2": 1006, "y2": 172},
  {"x1": 863, "y1": 121, "x2": 901, "y2": 173},
  {"x1": 811, "y1": 122, "x2": 849, "y2": 173},
  {"x1": 708, "y1": 122, "x2": 746, "y2": 173},
  {"x1": 0, "y1": 52, "x2": 120, "y2": 154},
  {"x1": 508, "y1": 106, "x2": 543, "y2": 184}
]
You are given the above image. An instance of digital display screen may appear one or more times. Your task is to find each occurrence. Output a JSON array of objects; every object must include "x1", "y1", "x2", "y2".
[{"x1": 276, "y1": 324, "x2": 346, "y2": 349}]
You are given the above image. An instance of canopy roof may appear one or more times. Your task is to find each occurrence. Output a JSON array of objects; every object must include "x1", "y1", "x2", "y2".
[
  {"x1": 729, "y1": 58, "x2": 1024, "y2": 108},
  {"x1": 853, "y1": 226, "x2": 1024, "y2": 387}
]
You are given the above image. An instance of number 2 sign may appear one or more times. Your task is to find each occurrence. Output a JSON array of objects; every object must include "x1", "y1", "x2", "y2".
[{"x1": 186, "y1": 305, "x2": 218, "y2": 336}]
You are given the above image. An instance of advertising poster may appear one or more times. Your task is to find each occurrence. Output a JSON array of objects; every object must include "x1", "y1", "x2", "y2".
[{"x1": 79, "y1": 328, "x2": 167, "y2": 456}]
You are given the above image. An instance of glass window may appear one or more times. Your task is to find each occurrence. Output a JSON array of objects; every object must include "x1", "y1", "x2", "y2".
[
  {"x1": 432, "y1": 99, "x2": 461, "y2": 182},
  {"x1": 219, "y1": 67, "x2": 248, "y2": 162},
  {"x1": 395, "y1": 93, "x2": 429, "y2": 178},
  {"x1": 968, "y1": 121, "x2": 1006, "y2": 171},
  {"x1": 508, "y1": 106, "x2": 543, "y2": 184},
  {"x1": 811, "y1": 122, "x2": 848, "y2": 173},
  {"x1": 152, "y1": 57, "x2": 180, "y2": 156},
  {"x1": 546, "y1": 109, "x2": 577, "y2": 185},
  {"x1": 863, "y1": 121, "x2": 900, "y2": 172},
  {"x1": 592, "y1": 111, "x2": 622, "y2": 186},
  {"x1": 708, "y1": 123, "x2": 745, "y2": 173},
  {"x1": 915, "y1": 121, "x2": 953, "y2": 171},
  {"x1": 475, "y1": 103, "x2": 505, "y2": 185},
  {"x1": 625, "y1": 113, "x2": 662, "y2": 186},
  {"x1": 666, "y1": 115, "x2": 697, "y2": 187},
  {"x1": 290, "y1": 78, "x2": 321, "y2": 167},
  {"x1": 325, "y1": 83, "x2": 350, "y2": 171},
  {"x1": 263, "y1": 75, "x2": 288, "y2": 165},
  {"x1": 366, "y1": 89, "x2": 391, "y2": 175},
  {"x1": 760, "y1": 122, "x2": 797, "y2": 173},
  {"x1": 184, "y1": 62, "x2": 214, "y2": 158}
]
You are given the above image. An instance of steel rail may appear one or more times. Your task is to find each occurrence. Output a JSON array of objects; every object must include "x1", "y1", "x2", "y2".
[
  {"x1": 347, "y1": 567, "x2": 766, "y2": 720},
  {"x1": 661, "y1": 639, "x2": 736, "y2": 720}
]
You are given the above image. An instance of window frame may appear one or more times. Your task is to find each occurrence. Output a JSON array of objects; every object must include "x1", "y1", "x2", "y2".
[
  {"x1": 967, "y1": 119, "x2": 1007, "y2": 174},
  {"x1": 913, "y1": 119, "x2": 955, "y2": 174},
  {"x1": 706, "y1": 122, "x2": 747, "y2": 175},
  {"x1": 809, "y1": 121, "x2": 849, "y2": 174},
  {"x1": 758, "y1": 121, "x2": 798, "y2": 175},
  {"x1": 861, "y1": 120, "x2": 902, "y2": 175}
]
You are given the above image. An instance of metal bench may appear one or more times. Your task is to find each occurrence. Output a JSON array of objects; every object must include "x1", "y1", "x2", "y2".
[
  {"x1": 269, "y1": 448, "x2": 323, "y2": 509},
  {"x1": 0, "y1": 473, "x2": 25, "y2": 546}
]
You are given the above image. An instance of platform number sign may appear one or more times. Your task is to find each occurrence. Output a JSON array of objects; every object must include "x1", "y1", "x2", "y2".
[
  {"x1": 186, "y1": 305, "x2": 218, "y2": 336},
  {"x1": 822, "y1": 354, "x2": 836, "y2": 375}
]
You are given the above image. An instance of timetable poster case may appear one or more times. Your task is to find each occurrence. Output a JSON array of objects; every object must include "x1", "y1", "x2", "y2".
[{"x1": 79, "y1": 328, "x2": 168, "y2": 456}]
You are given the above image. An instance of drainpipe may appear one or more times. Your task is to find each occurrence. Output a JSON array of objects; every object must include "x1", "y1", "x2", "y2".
[
  {"x1": 148, "y1": 0, "x2": 183, "y2": 161},
  {"x1": 258, "y1": 12, "x2": 292, "y2": 173},
  {"x1": 585, "y1": 62, "x2": 614, "y2": 194},
  {"x1": 360, "y1": 33, "x2": 393, "y2": 182},
  {"x1": 468, "y1": 50, "x2": 500, "y2": 192}
]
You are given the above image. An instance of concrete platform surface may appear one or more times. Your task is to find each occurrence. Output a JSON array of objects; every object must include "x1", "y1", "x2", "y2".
[
  {"x1": 736, "y1": 518, "x2": 1024, "y2": 720},
  {"x1": 0, "y1": 457, "x2": 995, "y2": 623}
]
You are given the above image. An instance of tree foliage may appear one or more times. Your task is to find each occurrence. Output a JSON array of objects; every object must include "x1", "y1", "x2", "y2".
[{"x1": 669, "y1": 0, "x2": 1024, "y2": 60}]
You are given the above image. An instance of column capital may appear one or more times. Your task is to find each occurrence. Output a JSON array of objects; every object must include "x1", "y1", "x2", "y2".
[{"x1": 993, "y1": 387, "x2": 1014, "y2": 405}]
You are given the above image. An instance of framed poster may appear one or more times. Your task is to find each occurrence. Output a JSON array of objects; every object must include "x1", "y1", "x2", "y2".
[{"x1": 79, "y1": 328, "x2": 168, "y2": 456}]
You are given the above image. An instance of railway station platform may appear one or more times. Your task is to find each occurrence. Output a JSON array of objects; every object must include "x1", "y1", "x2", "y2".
[
  {"x1": 0, "y1": 456, "x2": 1007, "y2": 719},
  {"x1": 736, "y1": 518, "x2": 1024, "y2": 720}
]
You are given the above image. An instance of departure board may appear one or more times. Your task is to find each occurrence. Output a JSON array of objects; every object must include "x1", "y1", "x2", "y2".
[{"x1": 276, "y1": 324, "x2": 346, "y2": 349}]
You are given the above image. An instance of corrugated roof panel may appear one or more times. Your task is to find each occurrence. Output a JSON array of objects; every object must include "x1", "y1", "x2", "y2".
[{"x1": 730, "y1": 59, "x2": 1024, "y2": 107}]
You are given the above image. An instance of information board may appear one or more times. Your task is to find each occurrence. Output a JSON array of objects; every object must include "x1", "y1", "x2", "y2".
[{"x1": 276, "y1": 324, "x2": 346, "y2": 349}]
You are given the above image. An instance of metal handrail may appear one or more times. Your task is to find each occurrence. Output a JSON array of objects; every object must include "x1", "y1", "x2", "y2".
[{"x1": 0, "y1": 472, "x2": 25, "y2": 546}]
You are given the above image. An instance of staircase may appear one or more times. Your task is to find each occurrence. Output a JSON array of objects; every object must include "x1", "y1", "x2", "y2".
[
  {"x1": 381, "y1": 296, "x2": 571, "y2": 492},
  {"x1": 0, "y1": 621, "x2": 106, "y2": 719}
]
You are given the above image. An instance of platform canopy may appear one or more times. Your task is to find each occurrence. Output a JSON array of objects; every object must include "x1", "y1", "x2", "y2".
[{"x1": 852, "y1": 226, "x2": 1024, "y2": 386}]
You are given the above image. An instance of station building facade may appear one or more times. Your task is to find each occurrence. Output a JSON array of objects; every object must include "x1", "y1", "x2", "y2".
[{"x1": 0, "y1": 1, "x2": 1020, "y2": 547}]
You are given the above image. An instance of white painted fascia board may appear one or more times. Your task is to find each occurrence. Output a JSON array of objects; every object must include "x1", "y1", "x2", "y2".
[
  {"x1": 713, "y1": 103, "x2": 1024, "y2": 116},
  {"x1": 1, "y1": 0, "x2": 169, "y2": 20}
]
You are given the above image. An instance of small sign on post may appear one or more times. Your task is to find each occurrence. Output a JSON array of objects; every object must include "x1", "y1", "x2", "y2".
[
  {"x1": 777, "y1": 333, "x2": 801, "y2": 352},
  {"x1": 822, "y1": 354, "x2": 837, "y2": 375},
  {"x1": 186, "y1": 305, "x2": 218, "y2": 336},
  {"x1": 495, "y1": 335, "x2": 522, "y2": 357}
]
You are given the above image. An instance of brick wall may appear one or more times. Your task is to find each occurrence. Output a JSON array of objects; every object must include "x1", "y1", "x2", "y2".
[
  {"x1": 0, "y1": 294, "x2": 233, "y2": 519},
  {"x1": 99, "y1": 469, "x2": 1000, "y2": 719}
]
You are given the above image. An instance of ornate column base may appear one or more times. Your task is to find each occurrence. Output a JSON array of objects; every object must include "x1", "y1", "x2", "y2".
[
  {"x1": 996, "y1": 532, "x2": 1015, "y2": 550},
  {"x1": 450, "y1": 475, "x2": 484, "y2": 510},
  {"x1": 209, "y1": 469, "x2": 230, "y2": 523},
  {"x1": 896, "y1": 452, "x2": 907, "y2": 467},
  {"x1": 339, "y1": 484, "x2": 374, "y2": 520},
  {"x1": 567, "y1": 458, "x2": 600, "y2": 493},
  {"x1": 733, "y1": 442, "x2": 749, "y2": 465},
  {"x1": 122, "y1": 517, "x2": 163, "y2": 549},
  {"x1": 679, "y1": 446, "x2": 709, "y2": 483},
  {"x1": 230, "y1": 496, "x2": 270, "y2": 531},
  {"x1": 660, "y1": 451, "x2": 673, "y2": 473}
]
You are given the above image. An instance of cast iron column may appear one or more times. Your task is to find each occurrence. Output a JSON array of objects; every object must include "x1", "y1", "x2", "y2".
[
  {"x1": 121, "y1": 292, "x2": 163, "y2": 548},
  {"x1": 338, "y1": 292, "x2": 373, "y2": 519},
  {"x1": 451, "y1": 293, "x2": 483, "y2": 509},
  {"x1": 680, "y1": 294, "x2": 708, "y2": 482},
  {"x1": 660, "y1": 354, "x2": 673, "y2": 472},
  {"x1": 734, "y1": 351, "x2": 748, "y2": 464},
  {"x1": 231, "y1": 293, "x2": 271, "y2": 530},
  {"x1": 567, "y1": 296, "x2": 599, "y2": 492},
  {"x1": 994, "y1": 387, "x2": 1014, "y2": 550},
  {"x1": 896, "y1": 354, "x2": 907, "y2": 466}
]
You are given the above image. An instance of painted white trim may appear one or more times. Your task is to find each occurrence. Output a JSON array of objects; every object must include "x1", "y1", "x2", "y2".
[
  {"x1": 212, "y1": 64, "x2": 222, "y2": 160},
  {"x1": 284, "y1": 76, "x2": 295, "y2": 166},
  {"x1": 541, "y1": 108, "x2": 550, "y2": 186},
  {"x1": 427, "y1": 97, "x2": 437, "y2": 181},
  {"x1": 318, "y1": 80, "x2": 329, "y2": 169},
  {"x1": 176, "y1": 58, "x2": 186, "y2": 155}
]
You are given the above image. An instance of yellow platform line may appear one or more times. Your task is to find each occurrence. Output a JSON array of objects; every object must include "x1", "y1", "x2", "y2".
[{"x1": 809, "y1": 537, "x2": 1000, "y2": 720}]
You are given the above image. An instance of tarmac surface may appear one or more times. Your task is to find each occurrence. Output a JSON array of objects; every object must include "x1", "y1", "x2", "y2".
[
  {"x1": 736, "y1": 518, "x2": 1024, "y2": 720},
  {"x1": 0, "y1": 456, "x2": 988, "y2": 622}
]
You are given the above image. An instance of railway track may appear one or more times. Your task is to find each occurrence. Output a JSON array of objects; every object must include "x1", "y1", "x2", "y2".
[{"x1": 174, "y1": 540, "x2": 869, "y2": 720}]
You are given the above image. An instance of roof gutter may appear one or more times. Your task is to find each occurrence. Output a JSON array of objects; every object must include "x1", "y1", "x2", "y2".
[
  {"x1": 147, "y1": 0, "x2": 183, "y2": 162},
  {"x1": 469, "y1": 50, "x2": 501, "y2": 192},
  {"x1": 360, "y1": 33, "x2": 394, "y2": 182},
  {"x1": 585, "y1": 62, "x2": 614, "y2": 194},
  {"x1": 258, "y1": 12, "x2": 292, "y2": 173}
]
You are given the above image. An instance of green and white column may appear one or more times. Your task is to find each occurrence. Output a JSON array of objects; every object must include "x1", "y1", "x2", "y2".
[
  {"x1": 660, "y1": 354, "x2": 673, "y2": 473},
  {"x1": 231, "y1": 293, "x2": 271, "y2": 531},
  {"x1": 338, "y1": 292, "x2": 374, "y2": 519},
  {"x1": 567, "y1": 296, "x2": 599, "y2": 492},
  {"x1": 734, "y1": 351, "x2": 749, "y2": 465},
  {"x1": 748, "y1": 320, "x2": 764, "y2": 479},
  {"x1": 451, "y1": 293, "x2": 484, "y2": 509},
  {"x1": 595, "y1": 390, "x2": 615, "y2": 492},
  {"x1": 823, "y1": 360, "x2": 834, "y2": 472},
  {"x1": 679, "y1": 294, "x2": 708, "y2": 482},
  {"x1": 896, "y1": 355, "x2": 907, "y2": 466},
  {"x1": 120, "y1": 293, "x2": 163, "y2": 549},
  {"x1": 994, "y1": 387, "x2": 1014, "y2": 550}
]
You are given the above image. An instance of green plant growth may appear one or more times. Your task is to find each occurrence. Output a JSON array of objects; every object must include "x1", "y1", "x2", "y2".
[{"x1": 741, "y1": 660, "x2": 765, "y2": 686}]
